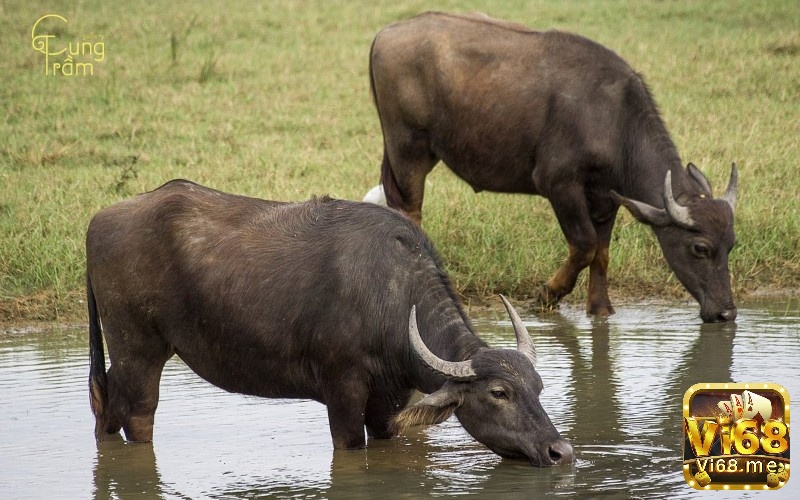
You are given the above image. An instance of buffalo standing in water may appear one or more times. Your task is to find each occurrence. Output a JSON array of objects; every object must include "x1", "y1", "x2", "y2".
[
  {"x1": 368, "y1": 12, "x2": 738, "y2": 322},
  {"x1": 87, "y1": 180, "x2": 573, "y2": 466}
]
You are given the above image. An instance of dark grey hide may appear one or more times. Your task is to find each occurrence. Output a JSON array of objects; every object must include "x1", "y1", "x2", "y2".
[
  {"x1": 87, "y1": 179, "x2": 573, "y2": 466},
  {"x1": 369, "y1": 11, "x2": 737, "y2": 322}
]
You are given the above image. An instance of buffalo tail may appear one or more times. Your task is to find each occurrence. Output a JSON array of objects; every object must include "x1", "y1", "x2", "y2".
[{"x1": 87, "y1": 274, "x2": 109, "y2": 437}]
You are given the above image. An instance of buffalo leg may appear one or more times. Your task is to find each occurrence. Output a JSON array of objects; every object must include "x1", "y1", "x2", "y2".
[
  {"x1": 107, "y1": 356, "x2": 169, "y2": 442},
  {"x1": 538, "y1": 192, "x2": 597, "y2": 309},
  {"x1": 381, "y1": 128, "x2": 437, "y2": 224},
  {"x1": 587, "y1": 214, "x2": 617, "y2": 316},
  {"x1": 104, "y1": 324, "x2": 172, "y2": 443},
  {"x1": 325, "y1": 382, "x2": 370, "y2": 449}
]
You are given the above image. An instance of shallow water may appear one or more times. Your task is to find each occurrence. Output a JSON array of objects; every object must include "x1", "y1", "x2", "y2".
[{"x1": 1, "y1": 299, "x2": 798, "y2": 499}]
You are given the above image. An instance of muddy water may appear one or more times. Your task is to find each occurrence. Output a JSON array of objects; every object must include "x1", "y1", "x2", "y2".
[{"x1": 1, "y1": 299, "x2": 798, "y2": 499}]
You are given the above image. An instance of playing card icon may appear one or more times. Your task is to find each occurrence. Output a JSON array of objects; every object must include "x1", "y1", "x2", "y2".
[
  {"x1": 717, "y1": 400, "x2": 733, "y2": 418},
  {"x1": 730, "y1": 393, "x2": 744, "y2": 419},
  {"x1": 718, "y1": 391, "x2": 772, "y2": 421},
  {"x1": 742, "y1": 390, "x2": 773, "y2": 421}
]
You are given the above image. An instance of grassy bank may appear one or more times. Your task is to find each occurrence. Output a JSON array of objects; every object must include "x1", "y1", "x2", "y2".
[{"x1": 1, "y1": 0, "x2": 799, "y2": 322}]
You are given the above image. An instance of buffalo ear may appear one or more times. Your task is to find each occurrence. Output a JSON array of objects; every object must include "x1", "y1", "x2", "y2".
[
  {"x1": 391, "y1": 387, "x2": 463, "y2": 435},
  {"x1": 611, "y1": 190, "x2": 671, "y2": 227},
  {"x1": 686, "y1": 163, "x2": 713, "y2": 196}
]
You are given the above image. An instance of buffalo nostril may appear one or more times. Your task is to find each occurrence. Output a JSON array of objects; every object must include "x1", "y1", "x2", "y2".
[{"x1": 548, "y1": 440, "x2": 575, "y2": 465}]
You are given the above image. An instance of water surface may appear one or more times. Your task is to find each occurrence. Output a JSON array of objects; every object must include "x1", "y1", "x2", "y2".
[{"x1": 1, "y1": 299, "x2": 798, "y2": 498}]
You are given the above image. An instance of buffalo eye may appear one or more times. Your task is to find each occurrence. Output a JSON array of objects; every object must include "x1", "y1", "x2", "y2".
[
  {"x1": 691, "y1": 242, "x2": 712, "y2": 258},
  {"x1": 490, "y1": 388, "x2": 508, "y2": 400}
]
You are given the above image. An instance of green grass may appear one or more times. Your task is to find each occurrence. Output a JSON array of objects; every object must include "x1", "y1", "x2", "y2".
[{"x1": 1, "y1": 0, "x2": 799, "y2": 321}]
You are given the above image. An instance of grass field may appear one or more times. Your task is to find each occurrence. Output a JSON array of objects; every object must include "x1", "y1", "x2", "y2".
[{"x1": 1, "y1": 0, "x2": 799, "y2": 321}]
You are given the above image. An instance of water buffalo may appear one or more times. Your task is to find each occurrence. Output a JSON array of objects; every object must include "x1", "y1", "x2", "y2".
[
  {"x1": 368, "y1": 12, "x2": 738, "y2": 323},
  {"x1": 87, "y1": 180, "x2": 573, "y2": 466}
]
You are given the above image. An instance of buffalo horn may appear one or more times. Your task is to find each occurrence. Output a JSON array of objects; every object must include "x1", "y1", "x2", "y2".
[
  {"x1": 408, "y1": 306, "x2": 477, "y2": 381},
  {"x1": 663, "y1": 170, "x2": 695, "y2": 228},
  {"x1": 721, "y1": 163, "x2": 737, "y2": 212},
  {"x1": 499, "y1": 295, "x2": 537, "y2": 368}
]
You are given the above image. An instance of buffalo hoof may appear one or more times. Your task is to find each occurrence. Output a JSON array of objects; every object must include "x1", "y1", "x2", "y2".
[
  {"x1": 588, "y1": 303, "x2": 615, "y2": 316},
  {"x1": 533, "y1": 284, "x2": 561, "y2": 311}
]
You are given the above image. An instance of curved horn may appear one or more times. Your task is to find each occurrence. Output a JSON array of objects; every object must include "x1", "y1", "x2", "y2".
[
  {"x1": 721, "y1": 163, "x2": 737, "y2": 212},
  {"x1": 499, "y1": 295, "x2": 537, "y2": 368},
  {"x1": 408, "y1": 306, "x2": 477, "y2": 381},
  {"x1": 663, "y1": 170, "x2": 695, "y2": 228}
]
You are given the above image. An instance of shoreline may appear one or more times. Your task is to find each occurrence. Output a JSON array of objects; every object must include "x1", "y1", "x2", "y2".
[{"x1": 3, "y1": 286, "x2": 797, "y2": 334}]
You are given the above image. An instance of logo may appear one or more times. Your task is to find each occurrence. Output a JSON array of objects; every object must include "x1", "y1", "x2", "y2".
[
  {"x1": 31, "y1": 14, "x2": 105, "y2": 76},
  {"x1": 683, "y1": 383, "x2": 790, "y2": 490}
]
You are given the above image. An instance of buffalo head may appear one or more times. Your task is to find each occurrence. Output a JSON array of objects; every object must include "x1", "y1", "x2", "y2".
[
  {"x1": 613, "y1": 164, "x2": 737, "y2": 323},
  {"x1": 393, "y1": 296, "x2": 574, "y2": 466}
]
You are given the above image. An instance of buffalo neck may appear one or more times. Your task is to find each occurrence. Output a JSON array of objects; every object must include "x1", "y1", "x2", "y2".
[
  {"x1": 408, "y1": 282, "x2": 487, "y2": 395},
  {"x1": 615, "y1": 76, "x2": 705, "y2": 208},
  {"x1": 620, "y1": 117, "x2": 697, "y2": 208}
]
